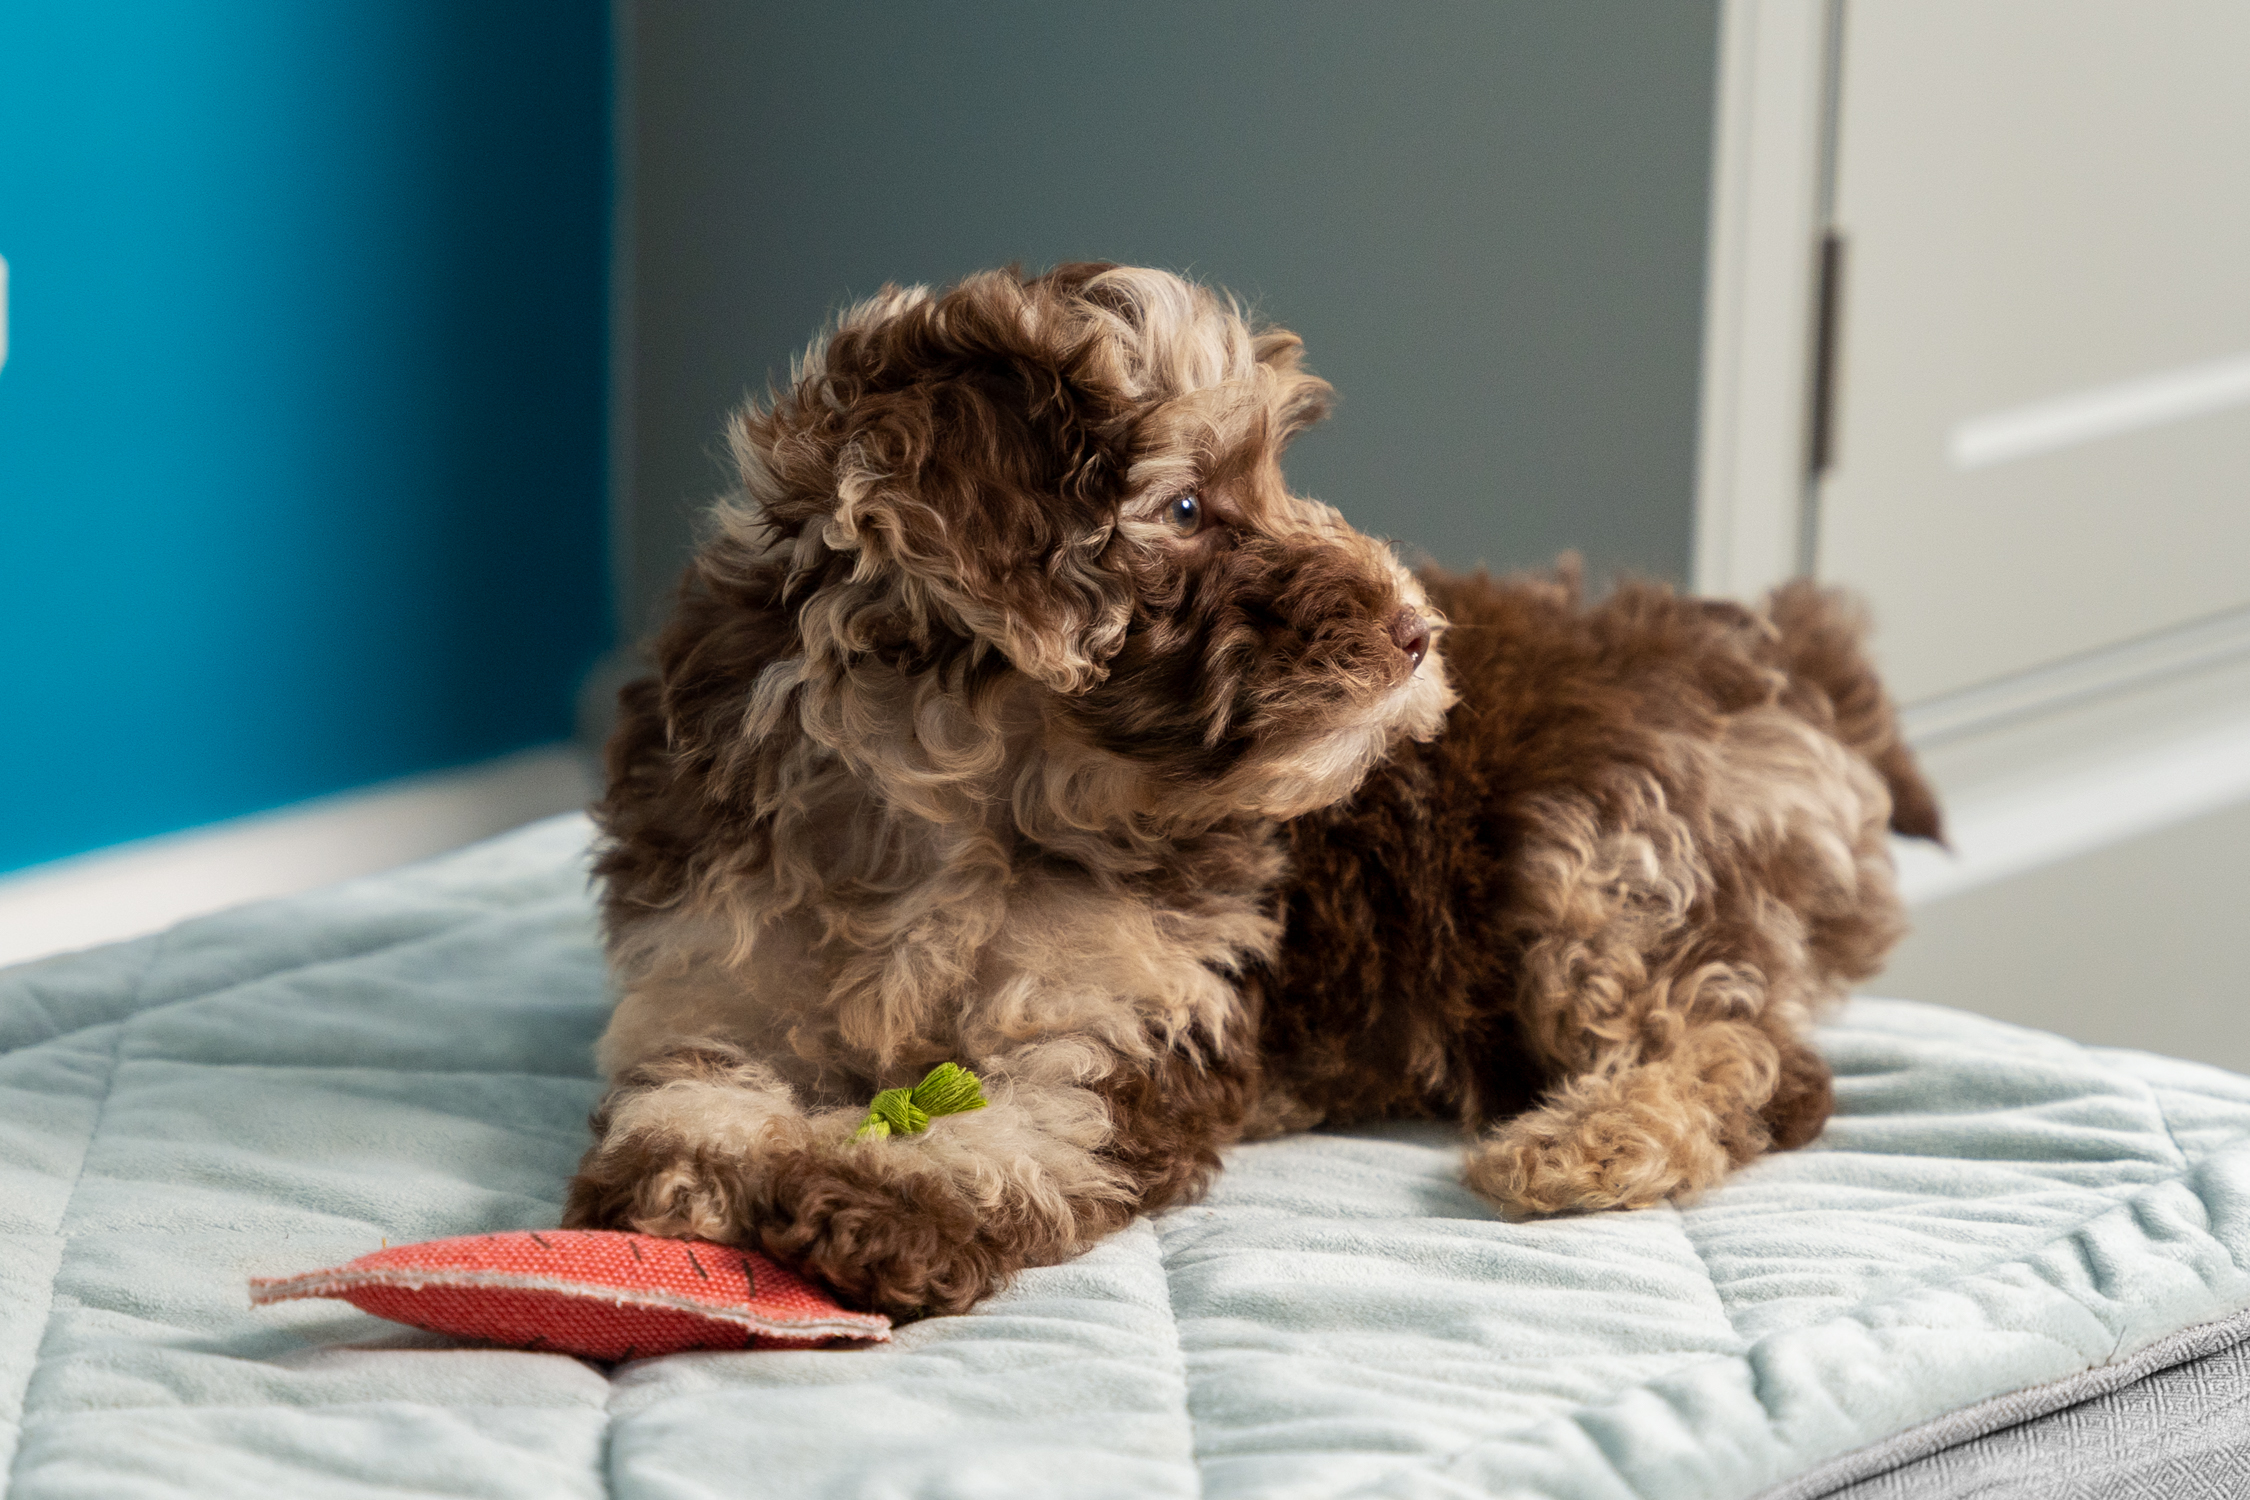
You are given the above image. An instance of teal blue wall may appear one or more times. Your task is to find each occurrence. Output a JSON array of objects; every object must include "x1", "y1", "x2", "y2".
[{"x1": 0, "y1": 2, "x2": 612, "y2": 874}]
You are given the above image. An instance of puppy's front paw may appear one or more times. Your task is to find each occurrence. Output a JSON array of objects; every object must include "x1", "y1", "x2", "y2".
[
  {"x1": 564, "y1": 1048, "x2": 813, "y2": 1240},
  {"x1": 1463, "y1": 1095, "x2": 1737, "y2": 1215},
  {"x1": 757, "y1": 1150, "x2": 1011, "y2": 1318},
  {"x1": 563, "y1": 1132, "x2": 1015, "y2": 1317},
  {"x1": 562, "y1": 1137, "x2": 757, "y2": 1242}
]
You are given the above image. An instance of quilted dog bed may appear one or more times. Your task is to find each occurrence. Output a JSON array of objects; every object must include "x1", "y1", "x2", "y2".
[{"x1": 4, "y1": 815, "x2": 2248, "y2": 1498}]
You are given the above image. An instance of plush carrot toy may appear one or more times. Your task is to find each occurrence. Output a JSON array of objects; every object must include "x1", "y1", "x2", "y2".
[{"x1": 251, "y1": 1230, "x2": 889, "y2": 1359}]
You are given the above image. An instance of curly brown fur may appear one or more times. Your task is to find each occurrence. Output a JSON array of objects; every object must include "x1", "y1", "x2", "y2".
[
  {"x1": 565, "y1": 264, "x2": 1447, "y2": 1317},
  {"x1": 566, "y1": 262, "x2": 1937, "y2": 1316},
  {"x1": 1251, "y1": 565, "x2": 1938, "y2": 1212}
]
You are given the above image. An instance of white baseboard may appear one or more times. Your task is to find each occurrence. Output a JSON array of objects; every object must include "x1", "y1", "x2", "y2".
[
  {"x1": 1895, "y1": 709, "x2": 2250, "y2": 906},
  {"x1": 0, "y1": 745, "x2": 595, "y2": 970},
  {"x1": 1894, "y1": 631, "x2": 2250, "y2": 907}
]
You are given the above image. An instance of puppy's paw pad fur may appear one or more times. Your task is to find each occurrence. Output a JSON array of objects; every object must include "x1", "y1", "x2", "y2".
[
  {"x1": 1464, "y1": 1104, "x2": 1733, "y2": 1215},
  {"x1": 757, "y1": 1151, "x2": 1004, "y2": 1319},
  {"x1": 562, "y1": 1140, "x2": 750, "y2": 1243}
]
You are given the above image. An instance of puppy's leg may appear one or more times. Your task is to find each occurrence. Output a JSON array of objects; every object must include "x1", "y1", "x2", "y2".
[
  {"x1": 1461, "y1": 766, "x2": 1854, "y2": 1213},
  {"x1": 1465, "y1": 1007, "x2": 1833, "y2": 1213},
  {"x1": 760, "y1": 1034, "x2": 1259, "y2": 1314},
  {"x1": 1463, "y1": 1005, "x2": 1792, "y2": 1214},
  {"x1": 753, "y1": 1039, "x2": 1140, "y2": 1316},
  {"x1": 563, "y1": 1041, "x2": 811, "y2": 1241},
  {"x1": 1760, "y1": 1024, "x2": 1835, "y2": 1151},
  {"x1": 567, "y1": 1035, "x2": 1248, "y2": 1317}
]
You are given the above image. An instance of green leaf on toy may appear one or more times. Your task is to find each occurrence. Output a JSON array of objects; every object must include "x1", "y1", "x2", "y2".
[{"x1": 854, "y1": 1063, "x2": 988, "y2": 1141}]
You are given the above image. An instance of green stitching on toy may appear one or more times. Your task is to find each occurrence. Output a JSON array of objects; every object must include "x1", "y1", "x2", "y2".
[{"x1": 854, "y1": 1062, "x2": 989, "y2": 1141}]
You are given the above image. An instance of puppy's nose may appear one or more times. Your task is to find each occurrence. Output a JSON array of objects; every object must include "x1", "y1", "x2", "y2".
[{"x1": 1389, "y1": 608, "x2": 1431, "y2": 669}]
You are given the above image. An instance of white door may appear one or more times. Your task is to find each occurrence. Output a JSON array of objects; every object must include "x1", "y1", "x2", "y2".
[{"x1": 1812, "y1": 0, "x2": 2250, "y2": 707}]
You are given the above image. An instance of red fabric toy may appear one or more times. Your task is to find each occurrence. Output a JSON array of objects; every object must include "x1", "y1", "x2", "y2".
[{"x1": 250, "y1": 1229, "x2": 890, "y2": 1360}]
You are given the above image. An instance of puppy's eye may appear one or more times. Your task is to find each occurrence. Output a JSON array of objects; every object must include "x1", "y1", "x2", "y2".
[{"x1": 1166, "y1": 493, "x2": 1202, "y2": 534}]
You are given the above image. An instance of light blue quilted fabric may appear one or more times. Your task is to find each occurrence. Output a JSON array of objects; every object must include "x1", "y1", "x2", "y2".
[{"x1": 3, "y1": 815, "x2": 2248, "y2": 1499}]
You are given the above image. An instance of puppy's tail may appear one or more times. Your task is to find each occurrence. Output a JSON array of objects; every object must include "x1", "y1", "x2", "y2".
[{"x1": 1763, "y1": 581, "x2": 1946, "y2": 845}]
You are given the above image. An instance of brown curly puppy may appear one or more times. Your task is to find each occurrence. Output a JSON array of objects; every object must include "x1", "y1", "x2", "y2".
[{"x1": 564, "y1": 263, "x2": 1940, "y2": 1316}]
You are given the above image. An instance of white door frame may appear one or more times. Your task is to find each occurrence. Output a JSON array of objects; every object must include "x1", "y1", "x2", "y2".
[{"x1": 1691, "y1": 0, "x2": 1840, "y2": 601}]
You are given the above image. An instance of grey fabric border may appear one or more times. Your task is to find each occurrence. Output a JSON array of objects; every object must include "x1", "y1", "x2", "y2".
[{"x1": 1753, "y1": 1304, "x2": 2250, "y2": 1500}]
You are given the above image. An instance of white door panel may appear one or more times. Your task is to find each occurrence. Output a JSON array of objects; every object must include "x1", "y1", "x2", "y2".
[{"x1": 1815, "y1": 0, "x2": 2250, "y2": 705}]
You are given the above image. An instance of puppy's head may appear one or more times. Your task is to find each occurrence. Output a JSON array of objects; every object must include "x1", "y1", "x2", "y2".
[{"x1": 730, "y1": 262, "x2": 1451, "y2": 822}]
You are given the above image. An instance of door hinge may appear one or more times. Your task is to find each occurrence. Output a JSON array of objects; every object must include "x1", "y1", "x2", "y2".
[{"x1": 1808, "y1": 230, "x2": 1846, "y2": 478}]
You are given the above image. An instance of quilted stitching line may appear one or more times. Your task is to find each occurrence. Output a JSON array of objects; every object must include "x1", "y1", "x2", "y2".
[
  {"x1": 1329, "y1": 1132, "x2": 2250, "y2": 1500},
  {"x1": 0, "y1": 827, "x2": 603, "y2": 1488},
  {"x1": 1334, "y1": 1320, "x2": 2105, "y2": 1500},
  {"x1": 1777, "y1": 1030, "x2": 2239, "y2": 1332},
  {"x1": 2, "y1": 923, "x2": 163, "y2": 1492},
  {"x1": 2145, "y1": 1078, "x2": 2198, "y2": 1174},
  {"x1": 1343, "y1": 1175, "x2": 2250, "y2": 1500},
  {"x1": 1150, "y1": 1215, "x2": 1208, "y2": 1500},
  {"x1": 2085, "y1": 1038, "x2": 2241, "y2": 1362},
  {"x1": 1667, "y1": 1197, "x2": 1780, "y2": 1488},
  {"x1": 2148, "y1": 1087, "x2": 2250, "y2": 1299},
  {"x1": 598, "y1": 1357, "x2": 619, "y2": 1500},
  {"x1": 1673, "y1": 1199, "x2": 1750, "y2": 1353},
  {"x1": 0, "y1": 941, "x2": 166, "y2": 1058},
  {"x1": 1484, "y1": 1206, "x2": 1749, "y2": 1500},
  {"x1": 1309, "y1": 1200, "x2": 1751, "y2": 1499},
  {"x1": 2072, "y1": 1030, "x2": 2198, "y2": 1176}
]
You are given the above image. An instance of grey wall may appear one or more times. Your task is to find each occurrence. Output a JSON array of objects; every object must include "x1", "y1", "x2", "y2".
[{"x1": 620, "y1": 0, "x2": 1719, "y2": 643}]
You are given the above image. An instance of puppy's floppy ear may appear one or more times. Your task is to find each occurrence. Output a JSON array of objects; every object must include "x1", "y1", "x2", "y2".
[
  {"x1": 1250, "y1": 328, "x2": 1334, "y2": 449},
  {"x1": 738, "y1": 271, "x2": 1136, "y2": 694}
]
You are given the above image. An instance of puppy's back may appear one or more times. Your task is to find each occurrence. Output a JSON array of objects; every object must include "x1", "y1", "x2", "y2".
[{"x1": 1252, "y1": 563, "x2": 1935, "y2": 1135}]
